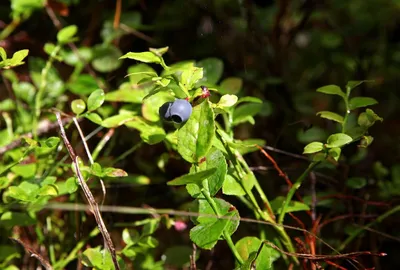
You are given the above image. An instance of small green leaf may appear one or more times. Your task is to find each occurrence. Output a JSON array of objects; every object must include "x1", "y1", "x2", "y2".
[
  {"x1": 57, "y1": 25, "x2": 78, "y2": 44},
  {"x1": 38, "y1": 185, "x2": 58, "y2": 196},
  {"x1": 316, "y1": 111, "x2": 344, "y2": 123},
  {"x1": 120, "y1": 51, "x2": 161, "y2": 64},
  {"x1": 217, "y1": 94, "x2": 238, "y2": 108},
  {"x1": 101, "y1": 114, "x2": 135, "y2": 128},
  {"x1": 0, "y1": 47, "x2": 7, "y2": 61},
  {"x1": 181, "y1": 67, "x2": 203, "y2": 89},
  {"x1": 358, "y1": 109, "x2": 383, "y2": 128},
  {"x1": 232, "y1": 102, "x2": 262, "y2": 126},
  {"x1": 122, "y1": 228, "x2": 140, "y2": 245},
  {"x1": 87, "y1": 89, "x2": 105, "y2": 111},
  {"x1": 236, "y1": 237, "x2": 279, "y2": 270},
  {"x1": 303, "y1": 142, "x2": 324, "y2": 154},
  {"x1": 325, "y1": 133, "x2": 352, "y2": 148},
  {"x1": 3, "y1": 49, "x2": 29, "y2": 68},
  {"x1": 346, "y1": 80, "x2": 373, "y2": 93},
  {"x1": 187, "y1": 148, "x2": 227, "y2": 197},
  {"x1": 149, "y1": 46, "x2": 169, "y2": 56},
  {"x1": 222, "y1": 173, "x2": 255, "y2": 196},
  {"x1": 177, "y1": 100, "x2": 215, "y2": 163},
  {"x1": 71, "y1": 99, "x2": 86, "y2": 115},
  {"x1": 190, "y1": 212, "x2": 234, "y2": 250},
  {"x1": 349, "y1": 97, "x2": 378, "y2": 110},
  {"x1": 328, "y1": 147, "x2": 341, "y2": 161},
  {"x1": 10, "y1": 163, "x2": 37, "y2": 178},
  {"x1": 346, "y1": 177, "x2": 367, "y2": 189},
  {"x1": 85, "y1": 112, "x2": 103, "y2": 125},
  {"x1": 103, "y1": 167, "x2": 128, "y2": 177},
  {"x1": 167, "y1": 168, "x2": 217, "y2": 186},
  {"x1": 219, "y1": 77, "x2": 242, "y2": 94},
  {"x1": 125, "y1": 117, "x2": 166, "y2": 144},
  {"x1": 105, "y1": 88, "x2": 146, "y2": 103},
  {"x1": 316, "y1": 85, "x2": 345, "y2": 98}
]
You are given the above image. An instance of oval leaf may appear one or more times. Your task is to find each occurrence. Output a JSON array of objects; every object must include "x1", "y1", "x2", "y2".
[
  {"x1": 178, "y1": 100, "x2": 215, "y2": 163},
  {"x1": 303, "y1": 142, "x2": 324, "y2": 154},
  {"x1": 326, "y1": 133, "x2": 353, "y2": 148},
  {"x1": 87, "y1": 89, "x2": 105, "y2": 111},
  {"x1": 120, "y1": 52, "x2": 161, "y2": 64},
  {"x1": 167, "y1": 168, "x2": 217, "y2": 186},
  {"x1": 316, "y1": 85, "x2": 345, "y2": 98},
  {"x1": 316, "y1": 111, "x2": 344, "y2": 123},
  {"x1": 349, "y1": 97, "x2": 378, "y2": 110}
]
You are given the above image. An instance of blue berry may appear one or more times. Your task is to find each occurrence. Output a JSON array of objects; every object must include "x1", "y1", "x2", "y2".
[{"x1": 159, "y1": 99, "x2": 192, "y2": 123}]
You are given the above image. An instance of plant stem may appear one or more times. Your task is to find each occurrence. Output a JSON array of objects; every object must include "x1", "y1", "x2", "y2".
[
  {"x1": 0, "y1": 18, "x2": 21, "y2": 41},
  {"x1": 278, "y1": 161, "x2": 319, "y2": 224},
  {"x1": 201, "y1": 190, "x2": 244, "y2": 265},
  {"x1": 33, "y1": 45, "x2": 61, "y2": 138},
  {"x1": 46, "y1": 216, "x2": 56, "y2": 265}
]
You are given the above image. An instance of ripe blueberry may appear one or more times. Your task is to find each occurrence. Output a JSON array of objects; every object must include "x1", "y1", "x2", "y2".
[
  {"x1": 159, "y1": 99, "x2": 192, "y2": 123},
  {"x1": 159, "y1": 101, "x2": 173, "y2": 121}
]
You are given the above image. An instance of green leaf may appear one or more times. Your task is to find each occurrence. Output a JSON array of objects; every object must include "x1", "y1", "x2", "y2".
[
  {"x1": 105, "y1": 88, "x2": 146, "y2": 103},
  {"x1": 149, "y1": 46, "x2": 169, "y2": 57},
  {"x1": 167, "y1": 168, "x2": 217, "y2": 186},
  {"x1": 85, "y1": 112, "x2": 103, "y2": 125},
  {"x1": 196, "y1": 58, "x2": 224, "y2": 85},
  {"x1": 271, "y1": 196, "x2": 310, "y2": 214},
  {"x1": 10, "y1": 49, "x2": 29, "y2": 67},
  {"x1": 181, "y1": 67, "x2": 203, "y2": 89},
  {"x1": 325, "y1": 133, "x2": 353, "y2": 148},
  {"x1": 10, "y1": 163, "x2": 37, "y2": 178},
  {"x1": 358, "y1": 109, "x2": 383, "y2": 128},
  {"x1": 120, "y1": 51, "x2": 161, "y2": 64},
  {"x1": 101, "y1": 114, "x2": 135, "y2": 128},
  {"x1": 38, "y1": 184, "x2": 58, "y2": 196},
  {"x1": 0, "y1": 47, "x2": 6, "y2": 61},
  {"x1": 219, "y1": 77, "x2": 243, "y2": 94},
  {"x1": 177, "y1": 100, "x2": 215, "y2": 163},
  {"x1": 92, "y1": 45, "x2": 122, "y2": 73},
  {"x1": 303, "y1": 142, "x2": 324, "y2": 154},
  {"x1": 0, "y1": 212, "x2": 36, "y2": 227},
  {"x1": 346, "y1": 177, "x2": 367, "y2": 189},
  {"x1": 124, "y1": 117, "x2": 166, "y2": 144},
  {"x1": 87, "y1": 89, "x2": 105, "y2": 111},
  {"x1": 232, "y1": 102, "x2": 262, "y2": 126},
  {"x1": 217, "y1": 94, "x2": 238, "y2": 108},
  {"x1": 236, "y1": 237, "x2": 279, "y2": 270},
  {"x1": 102, "y1": 167, "x2": 128, "y2": 177},
  {"x1": 71, "y1": 99, "x2": 86, "y2": 115},
  {"x1": 190, "y1": 211, "x2": 234, "y2": 250},
  {"x1": 349, "y1": 97, "x2": 378, "y2": 110},
  {"x1": 328, "y1": 147, "x2": 341, "y2": 161},
  {"x1": 57, "y1": 25, "x2": 78, "y2": 44},
  {"x1": 187, "y1": 148, "x2": 227, "y2": 197},
  {"x1": 316, "y1": 85, "x2": 345, "y2": 98},
  {"x1": 222, "y1": 172, "x2": 255, "y2": 196},
  {"x1": 346, "y1": 80, "x2": 373, "y2": 93},
  {"x1": 316, "y1": 111, "x2": 344, "y2": 123},
  {"x1": 122, "y1": 228, "x2": 140, "y2": 245}
]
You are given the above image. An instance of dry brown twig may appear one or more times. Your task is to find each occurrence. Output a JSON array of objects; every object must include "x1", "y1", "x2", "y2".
[
  {"x1": 11, "y1": 238, "x2": 53, "y2": 270},
  {"x1": 55, "y1": 112, "x2": 120, "y2": 270}
]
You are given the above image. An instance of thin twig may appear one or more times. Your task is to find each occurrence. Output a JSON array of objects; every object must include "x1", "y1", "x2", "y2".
[
  {"x1": 11, "y1": 238, "x2": 53, "y2": 270},
  {"x1": 55, "y1": 112, "x2": 120, "y2": 270}
]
